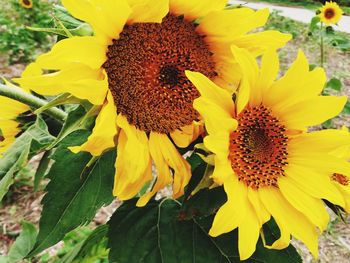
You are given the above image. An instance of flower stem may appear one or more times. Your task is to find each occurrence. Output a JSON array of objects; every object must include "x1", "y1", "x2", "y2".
[
  {"x1": 320, "y1": 22, "x2": 324, "y2": 67},
  {"x1": 0, "y1": 83, "x2": 67, "y2": 122}
]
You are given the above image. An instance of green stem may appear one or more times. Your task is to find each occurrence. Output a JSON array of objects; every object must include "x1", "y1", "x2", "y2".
[
  {"x1": 0, "y1": 83, "x2": 67, "y2": 122},
  {"x1": 320, "y1": 22, "x2": 324, "y2": 67}
]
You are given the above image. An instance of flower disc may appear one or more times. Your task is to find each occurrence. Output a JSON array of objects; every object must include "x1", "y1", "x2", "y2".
[{"x1": 104, "y1": 14, "x2": 217, "y2": 133}]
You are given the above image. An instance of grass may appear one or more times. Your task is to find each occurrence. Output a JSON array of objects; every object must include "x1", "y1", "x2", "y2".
[{"x1": 242, "y1": 0, "x2": 350, "y2": 14}]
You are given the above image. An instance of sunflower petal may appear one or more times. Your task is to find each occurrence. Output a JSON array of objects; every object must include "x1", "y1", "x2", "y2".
[
  {"x1": 36, "y1": 37, "x2": 106, "y2": 70},
  {"x1": 128, "y1": 0, "x2": 169, "y2": 23},
  {"x1": 259, "y1": 187, "x2": 319, "y2": 257},
  {"x1": 69, "y1": 92, "x2": 117, "y2": 156},
  {"x1": 13, "y1": 64, "x2": 108, "y2": 105},
  {"x1": 170, "y1": 0, "x2": 227, "y2": 21},
  {"x1": 209, "y1": 178, "x2": 247, "y2": 237},
  {"x1": 155, "y1": 133, "x2": 191, "y2": 198},
  {"x1": 62, "y1": 0, "x2": 131, "y2": 44},
  {"x1": 198, "y1": 8, "x2": 269, "y2": 41},
  {"x1": 238, "y1": 202, "x2": 261, "y2": 260},
  {"x1": 279, "y1": 176, "x2": 329, "y2": 231},
  {"x1": 137, "y1": 132, "x2": 174, "y2": 207}
]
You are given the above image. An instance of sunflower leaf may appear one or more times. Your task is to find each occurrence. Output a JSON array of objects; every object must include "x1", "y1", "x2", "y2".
[
  {"x1": 0, "y1": 116, "x2": 54, "y2": 201},
  {"x1": 107, "y1": 199, "x2": 302, "y2": 263},
  {"x1": 27, "y1": 130, "x2": 115, "y2": 257}
]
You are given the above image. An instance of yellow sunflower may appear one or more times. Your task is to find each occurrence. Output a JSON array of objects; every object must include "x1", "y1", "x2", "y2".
[
  {"x1": 13, "y1": 0, "x2": 291, "y2": 206},
  {"x1": 318, "y1": 1, "x2": 343, "y2": 25},
  {"x1": 186, "y1": 48, "x2": 350, "y2": 260},
  {"x1": 330, "y1": 126, "x2": 350, "y2": 212},
  {"x1": 0, "y1": 64, "x2": 39, "y2": 155},
  {"x1": 19, "y1": 0, "x2": 33, "y2": 9}
]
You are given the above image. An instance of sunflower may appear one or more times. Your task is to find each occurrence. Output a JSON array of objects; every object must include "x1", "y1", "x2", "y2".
[
  {"x1": 0, "y1": 64, "x2": 39, "y2": 155},
  {"x1": 330, "y1": 126, "x2": 350, "y2": 212},
  {"x1": 19, "y1": 0, "x2": 33, "y2": 9},
  {"x1": 14, "y1": 0, "x2": 291, "y2": 206},
  {"x1": 318, "y1": 1, "x2": 343, "y2": 25},
  {"x1": 186, "y1": 48, "x2": 350, "y2": 260}
]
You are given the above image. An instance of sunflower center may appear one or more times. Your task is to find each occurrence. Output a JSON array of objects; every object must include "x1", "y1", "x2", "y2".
[
  {"x1": 332, "y1": 173, "x2": 349, "y2": 186},
  {"x1": 23, "y1": 0, "x2": 31, "y2": 5},
  {"x1": 104, "y1": 14, "x2": 217, "y2": 133},
  {"x1": 228, "y1": 105, "x2": 288, "y2": 189},
  {"x1": 325, "y1": 8, "x2": 335, "y2": 19}
]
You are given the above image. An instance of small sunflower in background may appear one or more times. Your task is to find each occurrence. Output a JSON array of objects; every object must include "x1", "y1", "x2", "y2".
[
  {"x1": 19, "y1": 0, "x2": 33, "y2": 9},
  {"x1": 187, "y1": 48, "x2": 349, "y2": 260},
  {"x1": 14, "y1": 0, "x2": 291, "y2": 207},
  {"x1": 318, "y1": 1, "x2": 343, "y2": 25}
]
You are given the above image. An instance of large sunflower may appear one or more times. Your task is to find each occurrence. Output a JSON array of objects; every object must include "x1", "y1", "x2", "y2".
[
  {"x1": 14, "y1": 0, "x2": 291, "y2": 206},
  {"x1": 186, "y1": 48, "x2": 350, "y2": 260}
]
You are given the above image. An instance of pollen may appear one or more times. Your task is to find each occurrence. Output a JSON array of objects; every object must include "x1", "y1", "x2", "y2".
[
  {"x1": 332, "y1": 173, "x2": 349, "y2": 186},
  {"x1": 103, "y1": 14, "x2": 217, "y2": 133},
  {"x1": 228, "y1": 105, "x2": 288, "y2": 189}
]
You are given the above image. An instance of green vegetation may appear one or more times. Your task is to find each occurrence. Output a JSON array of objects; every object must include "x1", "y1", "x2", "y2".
[{"x1": 0, "y1": 0, "x2": 54, "y2": 64}]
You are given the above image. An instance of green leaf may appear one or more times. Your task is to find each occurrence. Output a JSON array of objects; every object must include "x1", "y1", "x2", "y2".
[
  {"x1": 325, "y1": 26, "x2": 335, "y2": 35},
  {"x1": 326, "y1": 78, "x2": 342, "y2": 91},
  {"x1": 342, "y1": 100, "x2": 350, "y2": 115},
  {"x1": 33, "y1": 150, "x2": 52, "y2": 191},
  {"x1": 183, "y1": 153, "x2": 207, "y2": 201},
  {"x1": 108, "y1": 199, "x2": 302, "y2": 263},
  {"x1": 6, "y1": 221, "x2": 37, "y2": 263},
  {"x1": 181, "y1": 187, "x2": 227, "y2": 219},
  {"x1": 0, "y1": 117, "x2": 54, "y2": 201},
  {"x1": 309, "y1": 16, "x2": 320, "y2": 32},
  {"x1": 48, "y1": 105, "x2": 91, "y2": 149},
  {"x1": 27, "y1": 131, "x2": 115, "y2": 257}
]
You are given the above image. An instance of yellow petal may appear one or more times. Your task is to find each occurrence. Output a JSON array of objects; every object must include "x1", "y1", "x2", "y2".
[
  {"x1": 170, "y1": 123, "x2": 200, "y2": 148},
  {"x1": 257, "y1": 50, "x2": 279, "y2": 101},
  {"x1": 36, "y1": 37, "x2": 107, "y2": 70},
  {"x1": 62, "y1": 0, "x2": 131, "y2": 45},
  {"x1": 113, "y1": 115, "x2": 152, "y2": 199},
  {"x1": 170, "y1": 0, "x2": 227, "y2": 21},
  {"x1": 14, "y1": 64, "x2": 108, "y2": 105},
  {"x1": 209, "y1": 178, "x2": 247, "y2": 237},
  {"x1": 279, "y1": 96, "x2": 346, "y2": 130},
  {"x1": 193, "y1": 97, "x2": 237, "y2": 135},
  {"x1": 279, "y1": 176, "x2": 329, "y2": 231},
  {"x1": 259, "y1": 187, "x2": 319, "y2": 257},
  {"x1": 137, "y1": 132, "x2": 174, "y2": 207},
  {"x1": 264, "y1": 50, "x2": 326, "y2": 109},
  {"x1": 289, "y1": 129, "x2": 350, "y2": 154},
  {"x1": 128, "y1": 0, "x2": 169, "y2": 23},
  {"x1": 238, "y1": 202, "x2": 261, "y2": 260},
  {"x1": 231, "y1": 30, "x2": 292, "y2": 57},
  {"x1": 231, "y1": 45, "x2": 259, "y2": 112},
  {"x1": 198, "y1": 8, "x2": 269, "y2": 41},
  {"x1": 247, "y1": 188, "x2": 270, "y2": 225},
  {"x1": 186, "y1": 70, "x2": 235, "y2": 115},
  {"x1": 154, "y1": 133, "x2": 191, "y2": 199},
  {"x1": 21, "y1": 62, "x2": 42, "y2": 79},
  {"x1": 69, "y1": 92, "x2": 117, "y2": 156},
  {"x1": 285, "y1": 164, "x2": 345, "y2": 206}
]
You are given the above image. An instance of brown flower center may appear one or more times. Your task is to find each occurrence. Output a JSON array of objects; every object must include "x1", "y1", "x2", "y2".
[
  {"x1": 325, "y1": 8, "x2": 335, "y2": 19},
  {"x1": 104, "y1": 14, "x2": 217, "y2": 133},
  {"x1": 332, "y1": 173, "x2": 349, "y2": 186},
  {"x1": 22, "y1": 0, "x2": 31, "y2": 6},
  {"x1": 228, "y1": 105, "x2": 288, "y2": 189}
]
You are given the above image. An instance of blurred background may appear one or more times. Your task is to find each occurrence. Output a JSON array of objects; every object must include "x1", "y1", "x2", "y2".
[{"x1": 0, "y1": 0, "x2": 349, "y2": 262}]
